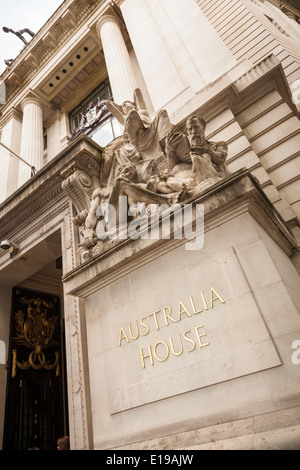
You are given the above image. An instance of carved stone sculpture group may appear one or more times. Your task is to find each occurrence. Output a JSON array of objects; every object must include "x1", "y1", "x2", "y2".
[{"x1": 68, "y1": 89, "x2": 230, "y2": 258}]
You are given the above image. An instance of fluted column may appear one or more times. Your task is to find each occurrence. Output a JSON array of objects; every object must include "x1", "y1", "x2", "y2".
[
  {"x1": 96, "y1": 14, "x2": 138, "y2": 104},
  {"x1": 19, "y1": 95, "x2": 44, "y2": 185},
  {"x1": 0, "y1": 108, "x2": 22, "y2": 202}
]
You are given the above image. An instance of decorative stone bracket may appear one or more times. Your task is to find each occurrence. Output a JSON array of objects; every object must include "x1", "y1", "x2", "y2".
[{"x1": 61, "y1": 144, "x2": 102, "y2": 222}]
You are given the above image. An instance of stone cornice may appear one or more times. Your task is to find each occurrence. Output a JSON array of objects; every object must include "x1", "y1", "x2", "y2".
[
  {"x1": 232, "y1": 54, "x2": 299, "y2": 115},
  {"x1": 62, "y1": 168, "x2": 296, "y2": 298},
  {"x1": 170, "y1": 54, "x2": 299, "y2": 130},
  {"x1": 0, "y1": 0, "x2": 107, "y2": 109},
  {"x1": 0, "y1": 134, "x2": 103, "y2": 239},
  {"x1": 281, "y1": 0, "x2": 300, "y2": 14},
  {"x1": 0, "y1": 106, "x2": 22, "y2": 128}
]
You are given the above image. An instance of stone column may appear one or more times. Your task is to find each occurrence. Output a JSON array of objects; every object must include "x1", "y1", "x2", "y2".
[
  {"x1": 96, "y1": 14, "x2": 138, "y2": 104},
  {"x1": 120, "y1": 0, "x2": 236, "y2": 110},
  {"x1": 0, "y1": 108, "x2": 22, "y2": 202},
  {"x1": 144, "y1": 0, "x2": 205, "y2": 92},
  {"x1": 19, "y1": 95, "x2": 44, "y2": 185},
  {"x1": 156, "y1": 0, "x2": 236, "y2": 83},
  {"x1": 119, "y1": 0, "x2": 186, "y2": 110}
]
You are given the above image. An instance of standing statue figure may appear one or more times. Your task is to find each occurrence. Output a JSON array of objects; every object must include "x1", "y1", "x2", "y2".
[
  {"x1": 2, "y1": 26, "x2": 35, "y2": 45},
  {"x1": 106, "y1": 88, "x2": 172, "y2": 163}
]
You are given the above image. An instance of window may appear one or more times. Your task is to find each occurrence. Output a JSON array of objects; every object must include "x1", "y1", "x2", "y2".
[
  {"x1": 69, "y1": 78, "x2": 112, "y2": 133},
  {"x1": 89, "y1": 115, "x2": 122, "y2": 147},
  {"x1": 69, "y1": 79, "x2": 122, "y2": 147}
]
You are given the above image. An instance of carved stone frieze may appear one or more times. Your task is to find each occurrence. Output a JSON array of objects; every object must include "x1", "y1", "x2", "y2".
[
  {"x1": 0, "y1": 135, "x2": 102, "y2": 242},
  {"x1": 1, "y1": 0, "x2": 101, "y2": 107}
]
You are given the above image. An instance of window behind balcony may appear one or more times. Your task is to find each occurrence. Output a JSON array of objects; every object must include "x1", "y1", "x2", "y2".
[{"x1": 69, "y1": 78, "x2": 122, "y2": 147}]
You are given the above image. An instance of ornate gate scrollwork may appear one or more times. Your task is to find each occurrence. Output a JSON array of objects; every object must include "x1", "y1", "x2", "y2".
[
  {"x1": 12, "y1": 349, "x2": 59, "y2": 377},
  {"x1": 11, "y1": 296, "x2": 60, "y2": 378},
  {"x1": 4, "y1": 288, "x2": 68, "y2": 450}
]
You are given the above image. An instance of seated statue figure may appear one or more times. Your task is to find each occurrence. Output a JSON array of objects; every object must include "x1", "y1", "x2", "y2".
[
  {"x1": 81, "y1": 108, "x2": 230, "y2": 250},
  {"x1": 133, "y1": 115, "x2": 230, "y2": 196},
  {"x1": 164, "y1": 115, "x2": 230, "y2": 187},
  {"x1": 106, "y1": 88, "x2": 172, "y2": 163}
]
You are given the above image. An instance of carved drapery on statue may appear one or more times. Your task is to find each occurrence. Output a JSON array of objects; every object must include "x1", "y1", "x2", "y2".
[{"x1": 62, "y1": 89, "x2": 230, "y2": 260}]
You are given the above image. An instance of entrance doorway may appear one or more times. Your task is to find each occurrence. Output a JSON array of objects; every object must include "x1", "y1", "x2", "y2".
[{"x1": 3, "y1": 286, "x2": 68, "y2": 450}]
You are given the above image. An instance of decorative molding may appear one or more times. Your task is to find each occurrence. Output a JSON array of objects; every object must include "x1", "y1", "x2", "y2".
[
  {"x1": 96, "y1": 13, "x2": 122, "y2": 35},
  {"x1": 62, "y1": 169, "x2": 296, "y2": 298},
  {"x1": 0, "y1": 135, "x2": 102, "y2": 239},
  {"x1": 0, "y1": 106, "x2": 23, "y2": 128},
  {"x1": 0, "y1": 0, "x2": 103, "y2": 108},
  {"x1": 62, "y1": 170, "x2": 95, "y2": 216},
  {"x1": 0, "y1": 180, "x2": 65, "y2": 241},
  {"x1": 21, "y1": 94, "x2": 45, "y2": 112},
  {"x1": 233, "y1": 54, "x2": 280, "y2": 92},
  {"x1": 62, "y1": 198, "x2": 92, "y2": 450}
]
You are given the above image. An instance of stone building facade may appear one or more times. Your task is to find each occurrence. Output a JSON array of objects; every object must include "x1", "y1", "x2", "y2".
[{"x1": 0, "y1": 0, "x2": 300, "y2": 450}]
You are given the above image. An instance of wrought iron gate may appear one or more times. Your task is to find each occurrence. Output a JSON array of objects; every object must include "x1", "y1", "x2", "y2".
[{"x1": 3, "y1": 287, "x2": 68, "y2": 450}]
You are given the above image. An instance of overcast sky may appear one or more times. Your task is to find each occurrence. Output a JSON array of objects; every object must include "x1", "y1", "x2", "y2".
[{"x1": 0, "y1": 0, "x2": 64, "y2": 75}]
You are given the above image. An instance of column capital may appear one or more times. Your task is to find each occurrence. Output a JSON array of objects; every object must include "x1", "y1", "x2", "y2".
[
  {"x1": 96, "y1": 13, "x2": 122, "y2": 37},
  {"x1": 21, "y1": 94, "x2": 44, "y2": 112},
  {"x1": 94, "y1": 8, "x2": 137, "y2": 104}
]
